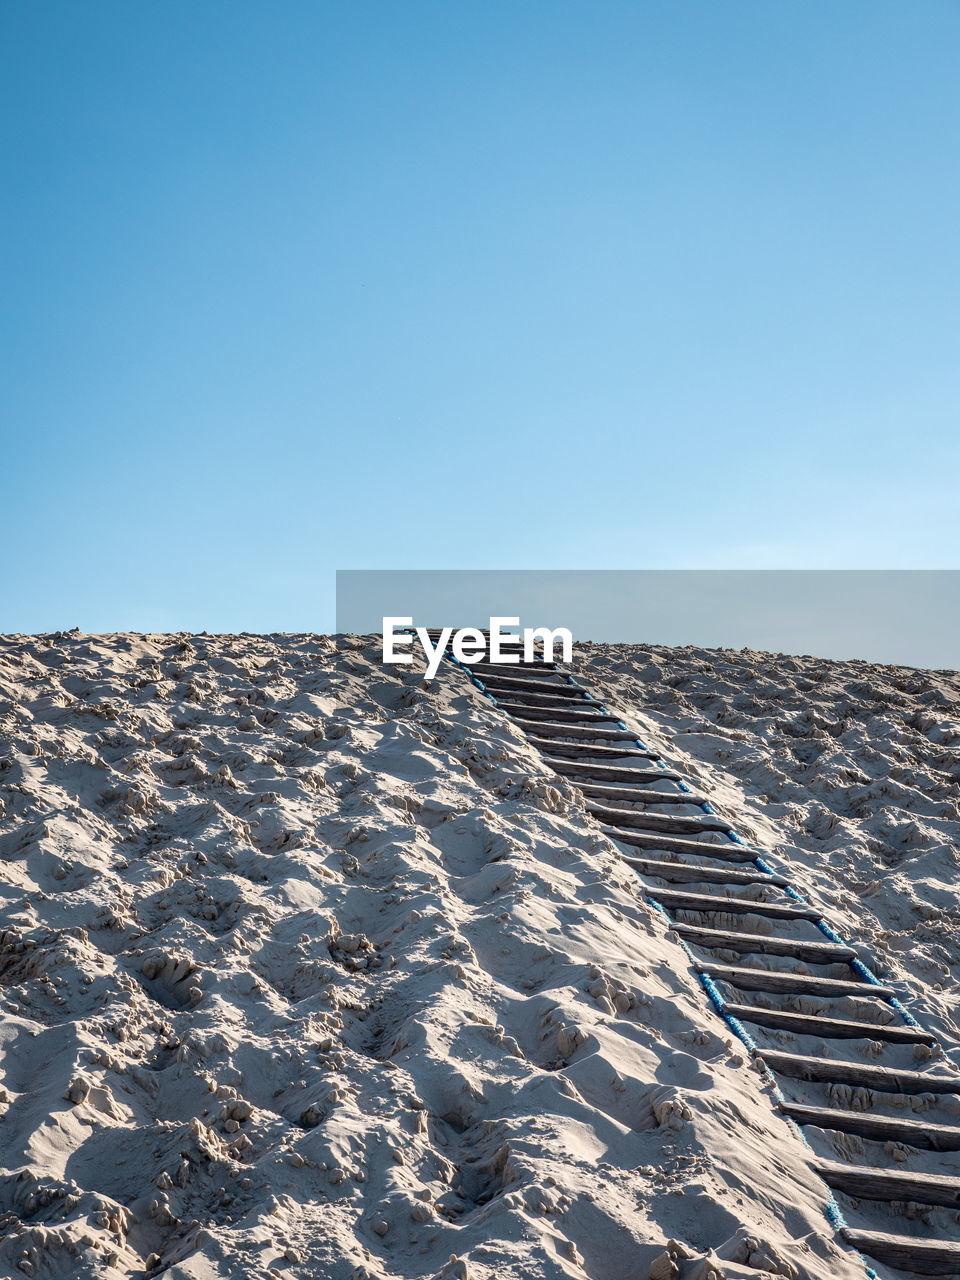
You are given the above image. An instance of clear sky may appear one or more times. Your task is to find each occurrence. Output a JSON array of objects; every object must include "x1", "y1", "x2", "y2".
[{"x1": 3, "y1": 2, "x2": 959, "y2": 634}]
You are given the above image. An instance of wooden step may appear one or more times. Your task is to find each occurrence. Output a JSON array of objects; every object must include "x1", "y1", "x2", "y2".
[
  {"x1": 547, "y1": 760, "x2": 681, "y2": 785},
  {"x1": 531, "y1": 737, "x2": 660, "y2": 761},
  {"x1": 725, "y1": 1003, "x2": 936, "y2": 1044},
  {"x1": 699, "y1": 963, "x2": 889, "y2": 999},
  {"x1": 758, "y1": 1049, "x2": 960, "y2": 1095},
  {"x1": 610, "y1": 830, "x2": 757, "y2": 861},
  {"x1": 651, "y1": 888, "x2": 821, "y2": 921},
  {"x1": 577, "y1": 782, "x2": 707, "y2": 806},
  {"x1": 673, "y1": 924, "x2": 856, "y2": 964},
  {"x1": 499, "y1": 703, "x2": 621, "y2": 724},
  {"x1": 479, "y1": 675, "x2": 584, "y2": 698},
  {"x1": 514, "y1": 719, "x2": 639, "y2": 742},
  {"x1": 633, "y1": 859, "x2": 788, "y2": 888},
  {"x1": 816, "y1": 1159, "x2": 960, "y2": 1209},
  {"x1": 840, "y1": 1228, "x2": 960, "y2": 1276},
  {"x1": 535, "y1": 737, "x2": 660, "y2": 752},
  {"x1": 468, "y1": 665, "x2": 560, "y2": 675},
  {"x1": 589, "y1": 802, "x2": 730, "y2": 835},
  {"x1": 781, "y1": 1101, "x2": 960, "y2": 1150},
  {"x1": 491, "y1": 689, "x2": 596, "y2": 711}
]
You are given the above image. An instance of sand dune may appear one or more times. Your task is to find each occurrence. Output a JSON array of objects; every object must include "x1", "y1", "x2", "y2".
[
  {"x1": 0, "y1": 632, "x2": 955, "y2": 1279},
  {"x1": 570, "y1": 642, "x2": 960, "y2": 1054}
]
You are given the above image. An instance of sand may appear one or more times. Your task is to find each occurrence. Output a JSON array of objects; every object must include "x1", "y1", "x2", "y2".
[
  {"x1": 0, "y1": 631, "x2": 955, "y2": 1280},
  {"x1": 568, "y1": 642, "x2": 960, "y2": 1054}
]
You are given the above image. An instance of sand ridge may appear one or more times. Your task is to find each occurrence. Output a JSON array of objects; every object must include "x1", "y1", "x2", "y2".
[{"x1": 0, "y1": 631, "x2": 925, "y2": 1279}]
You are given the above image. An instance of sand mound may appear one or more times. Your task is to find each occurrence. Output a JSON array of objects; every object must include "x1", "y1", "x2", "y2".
[{"x1": 0, "y1": 631, "x2": 933, "y2": 1279}]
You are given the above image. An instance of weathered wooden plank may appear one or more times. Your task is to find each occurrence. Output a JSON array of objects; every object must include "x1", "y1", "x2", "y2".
[
  {"x1": 530, "y1": 737, "x2": 660, "y2": 760},
  {"x1": 725, "y1": 1003, "x2": 935, "y2": 1044},
  {"x1": 673, "y1": 923, "x2": 855, "y2": 963},
  {"x1": 758, "y1": 1049, "x2": 960, "y2": 1094},
  {"x1": 588, "y1": 802, "x2": 731, "y2": 835},
  {"x1": 477, "y1": 675, "x2": 583, "y2": 698},
  {"x1": 473, "y1": 663, "x2": 567, "y2": 677},
  {"x1": 493, "y1": 690, "x2": 597, "y2": 711},
  {"x1": 547, "y1": 760, "x2": 681, "y2": 784},
  {"x1": 651, "y1": 888, "x2": 820, "y2": 920},
  {"x1": 699, "y1": 963, "x2": 888, "y2": 999},
  {"x1": 577, "y1": 782, "x2": 707, "y2": 806},
  {"x1": 612, "y1": 830, "x2": 756, "y2": 860},
  {"x1": 816, "y1": 1159, "x2": 960, "y2": 1209},
  {"x1": 781, "y1": 1101, "x2": 960, "y2": 1149},
  {"x1": 468, "y1": 670, "x2": 560, "y2": 680},
  {"x1": 498, "y1": 702, "x2": 621, "y2": 724},
  {"x1": 840, "y1": 1228, "x2": 960, "y2": 1275},
  {"x1": 515, "y1": 719, "x2": 640, "y2": 742},
  {"x1": 633, "y1": 859, "x2": 788, "y2": 888}
]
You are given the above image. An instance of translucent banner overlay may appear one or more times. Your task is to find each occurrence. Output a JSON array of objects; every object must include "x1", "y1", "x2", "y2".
[{"x1": 336, "y1": 570, "x2": 960, "y2": 671}]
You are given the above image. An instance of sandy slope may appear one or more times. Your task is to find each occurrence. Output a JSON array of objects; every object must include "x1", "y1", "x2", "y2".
[
  {"x1": 569, "y1": 642, "x2": 960, "y2": 1053},
  {"x1": 0, "y1": 632, "x2": 952, "y2": 1280}
]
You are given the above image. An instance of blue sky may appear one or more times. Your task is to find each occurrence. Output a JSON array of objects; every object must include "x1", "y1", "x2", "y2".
[{"x1": 3, "y1": 2, "x2": 959, "y2": 633}]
